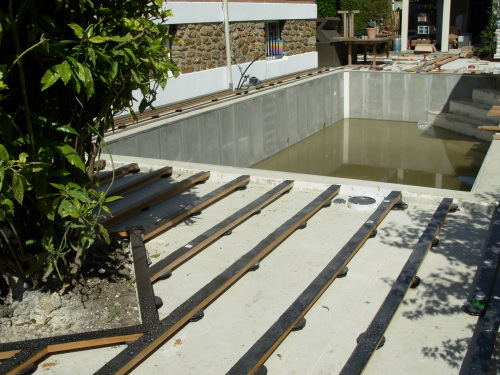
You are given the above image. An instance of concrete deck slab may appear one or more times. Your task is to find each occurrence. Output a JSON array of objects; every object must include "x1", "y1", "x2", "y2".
[{"x1": 26, "y1": 153, "x2": 497, "y2": 375}]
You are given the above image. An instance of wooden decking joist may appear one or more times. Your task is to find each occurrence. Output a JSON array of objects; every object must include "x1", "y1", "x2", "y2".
[
  {"x1": 339, "y1": 197, "x2": 453, "y2": 375},
  {"x1": 93, "y1": 185, "x2": 341, "y2": 375},
  {"x1": 97, "y1": 163, "x2": 140, "y2": 185},
  {"x1": 101, "y1": 170, "x2": 210, "y2": 228},
  {"x1": 148, "y1": 180, "x2": 294, "y2": 282},
  {"x1": 105, "y1": 166, "x2": 173, "y2": 197},
  {"x1": 139, "y1": 175, "x2": 251, "y2": 242},
  {"x1": 227, "y1": 190, "x2": 402, "y2": 375}
]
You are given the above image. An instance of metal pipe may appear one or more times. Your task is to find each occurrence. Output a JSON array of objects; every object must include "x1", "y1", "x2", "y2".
[{"x1": 223, "y1": 0, "x2": 233, "y2": 90}]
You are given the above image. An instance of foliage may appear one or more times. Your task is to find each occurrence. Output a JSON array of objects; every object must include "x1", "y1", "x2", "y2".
[
  {"x1": 477, "y1": 2, "x2": 499, "y2": 60},
  {"x1": 318, "y1": 0, "x2": 338, "y2": 18},
  {"x1": 0, "y1": 0, "x2": 178, "y2": 286},
  {"x1": 340, "y1": 0, "x2": 392, "y2": 33}
]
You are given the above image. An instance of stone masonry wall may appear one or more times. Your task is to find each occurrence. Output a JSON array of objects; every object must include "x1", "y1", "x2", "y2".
[{"x1": 171, "y1": 20, "x2": 316, "y2": 74}]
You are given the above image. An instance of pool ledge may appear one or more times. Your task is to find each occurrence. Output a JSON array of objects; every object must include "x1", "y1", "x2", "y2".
[
  {"x1": 102, "y1": 152, "x2": 500, "y2": 214},
  {"x1": 471, "y1": 137, "x2": 500, "y2": 201}
]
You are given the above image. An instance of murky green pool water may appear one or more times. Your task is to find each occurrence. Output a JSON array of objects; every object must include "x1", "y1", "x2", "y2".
[{"x1": 251, "y1": 119, "x2": 489, "y2": 191}]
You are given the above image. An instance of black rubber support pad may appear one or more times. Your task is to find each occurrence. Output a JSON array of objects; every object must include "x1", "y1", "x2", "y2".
[
  {"x1": 0, "y1": 237, "x2": 157, "y2": 374},
  {"x1": 93, "y1": 185, "x2": 341, "y2": 375},
  {"x1": 339, "y1": 198, "x2": 453, "y2": 375},
  {"x1": 97, "y1": 163, "x2": 140, "y2": 185},
  {"x1": 140, "y1": 175, "x2": 251, "y2": 242},
  {"x1": 459, "y1": 207, "x2": 500, "y2": 375},
  {"x1": 226, "y1": 191, "x2": 402, "y2": 375},
  {"x1": 106, "y1": 166, "x2": 173, "y2": 197},
  {"x1": 102, "y1": 170, "x2": 211, "y2": 228},
  {"x1": 148, "y1": 180, "x2": 294, "y2": 282}
]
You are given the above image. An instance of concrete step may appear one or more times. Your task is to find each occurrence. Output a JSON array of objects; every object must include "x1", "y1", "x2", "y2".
[
  {"x1": 472, "y1": 88, "x2": 500, "y2": 106},
  {"x1": 449, "y1": 99, "x2": 500, "y2": 123},
  {"x1": 427, "y1": 111, "x2": 496, "y2": 141}
]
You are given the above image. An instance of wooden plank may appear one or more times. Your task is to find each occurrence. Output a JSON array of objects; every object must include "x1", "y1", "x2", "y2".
[
  {"x1": 486, "y1": 105, "x2": 500, "y2": 116},
  {"x1": 93, "y1": 185, "x2": 341, "y2": 375},
  {"x1": 148, "y1": 180, "x2": 294, "y2": 282},
  {"x1": 406, "y1": 55, "x2": 459, "y2": 73},
  {"x1": 0, "y1": 350, "x2": 20, "y2": 360},
  {"x1": 227, "y1": 191, "x2": 402, "y2": 375},
  {"x1": 477, "y1": 126, "x2": 500, "y2": 131},
  {"x1": 105, "y1": 166, "x2": 173, "y2": 197},
  {"x1": 100, "y1": 170, "x2": 210, "y2": 228},
  {"x1": 97, "y1": 163, "x2": 140, "y2": 185},
  {"x1": 0, "y1": 328, "x2": 144, "y2": 375},
  {"x1": 339, "y1": 198, "x2": 453, "y2": 375},
  {"x1": 140, "y1": 175, "x2": 250, "y2": 241}
]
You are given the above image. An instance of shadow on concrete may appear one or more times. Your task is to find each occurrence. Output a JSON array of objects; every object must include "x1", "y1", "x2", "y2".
[
  {"x1": 377, "y1": 200, "x2": 496, "y2": 369},
  {"x1": 421, "y1": 334, "x2": 473, "y2": 369}
]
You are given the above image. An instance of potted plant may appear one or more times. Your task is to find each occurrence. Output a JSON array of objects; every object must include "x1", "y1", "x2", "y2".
[{"x1": 366, "y1": 19, "x2": 377, "y2": 39}]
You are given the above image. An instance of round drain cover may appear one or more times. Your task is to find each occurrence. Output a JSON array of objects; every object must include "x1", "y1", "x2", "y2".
[{"x1": 347, "y1": 196, "x2": 377, "y2": 211}]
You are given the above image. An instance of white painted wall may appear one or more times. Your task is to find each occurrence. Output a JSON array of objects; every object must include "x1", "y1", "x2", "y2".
[
  {"x1": 131, "y1": 52, "x2": 318, "y2": 111},
  {"x1": 164, "y1": 2, "x2": 317, "y2": 24}
]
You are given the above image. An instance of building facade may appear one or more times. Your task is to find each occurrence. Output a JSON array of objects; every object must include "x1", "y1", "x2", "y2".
[{"x1": 141, "y1": 0, "x2": 317, "y2": 108}]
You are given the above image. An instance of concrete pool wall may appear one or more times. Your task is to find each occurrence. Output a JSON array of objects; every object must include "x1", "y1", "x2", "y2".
[
  {"x1": 106, "y1": 71, "x2": 498, "y2": 165},
  {"x1": 104, "y1": 70, "x2": 500, "y2": 197}
]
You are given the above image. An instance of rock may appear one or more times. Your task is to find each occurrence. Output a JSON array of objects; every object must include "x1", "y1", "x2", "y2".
[{"x1": 37, "y1": 293, "x2": 62, "y2": 315}]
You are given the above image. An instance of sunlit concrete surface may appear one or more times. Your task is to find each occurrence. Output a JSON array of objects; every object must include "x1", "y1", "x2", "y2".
[{"x1": 28, "y1": 151, "x2": 499, "y2": 375}]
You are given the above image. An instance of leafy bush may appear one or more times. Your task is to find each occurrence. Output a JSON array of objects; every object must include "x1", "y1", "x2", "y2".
[
  {"x1": 340, "y1": 0, "x2": 391, "y2": 33},
  {"x1": 318, "y1": 0, "x2": 338, "y2": 18},
  {"x1": 477, "y1": 2, "x2": 499, "y2": 60},
  {"x1": 0, "y1": 0, "x2": 178, "y2": 287}
]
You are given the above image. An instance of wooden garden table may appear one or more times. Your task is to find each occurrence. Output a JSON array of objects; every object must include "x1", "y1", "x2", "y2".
[{"x1": 331, "y1": 36, "x2": 396, "y2": 67}]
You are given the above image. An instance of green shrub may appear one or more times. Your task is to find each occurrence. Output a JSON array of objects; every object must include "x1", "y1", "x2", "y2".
[{"x1": 0, "y1": 0, "x2": 178, "y2": 287}]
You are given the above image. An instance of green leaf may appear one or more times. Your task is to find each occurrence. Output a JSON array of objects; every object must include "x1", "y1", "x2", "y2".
[
  {"x1": 0, "y1": 144, "x2": 8, "y2": 161},
  {"x1": 82, "y1": 66, "x2": 94, "y2": 97},
  {"x1": 97, "y1": 7, "x2": 113, "y2": 14},
  {"x1": 75, "y1": 61, "x2": 86, "y2": 82},
  {"x1": 12, "y1": 172, "x2": 25, "y2": 204},
  {"x1": 123, "y1": 48, "x2": 138, "y2": 64},
  {"x1": 42, "y1": 262, "x2": 54, "y2": 280},
  {"x1": 53, "y1": 144, "x2": 86, "y2": 172},
  {"x1": 68, "y1": 189, "x2": 92, "y2": 203},
  {"x1": 0, "y1": 169, "x2": 5, "y2": 191},
  {"x1": 0, "y1": 198, "x2": 14, "y2": 220},
  {"x1": 50, "y1": 182, "x2": 66, "y2": 191},
  {"x1": 56, "y1": 125, "x2": 80, "y2": 136},
  {"x1": 89, "y1": 36, "x2": 110, "y2": 43},
  {"x1": 19, "y1": 152, "x2": 28, "y2": 164},
  {"x1": 110, "y1": 60, "x2": 118, "y2": 80},
  {"x1": 68, "y1": 23, "x2": 85, "y2": 39},
  {"x1": 56, "y1": 60, "x2": 72, "y2": 84},
  {"x1": 107, "y1": 306, "x2": 117, "y2": 322},
  {"x1": 98, "y1": 224, "x2": 110, "y2": 244},
  {"x1": 104, "y1": 195, "x2": 122, "y2": 203},
  {"x1": 41, "y1": 67, "x2": 61, "y2": 90},
  {"x1": 58, "y1": 199, "x2": 78, "y2": 218}
]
